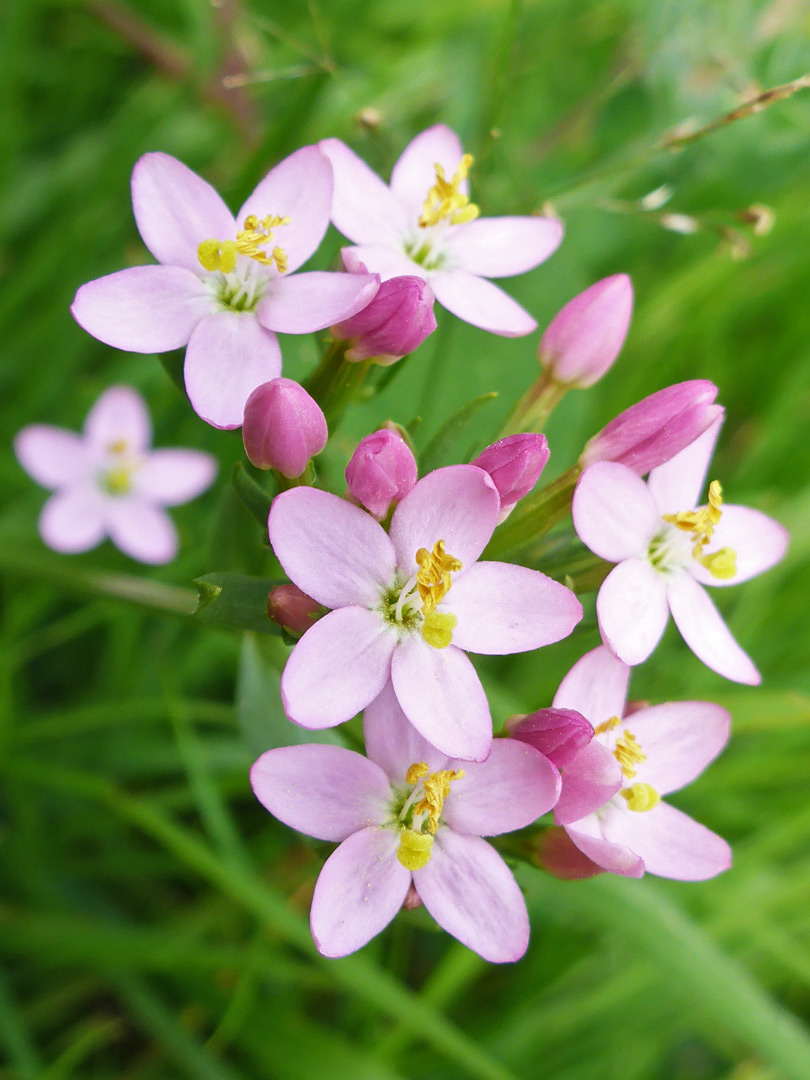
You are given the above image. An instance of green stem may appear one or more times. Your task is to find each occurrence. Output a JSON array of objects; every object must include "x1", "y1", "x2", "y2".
[
  {"x1": 497, "y1": 371, "x2": 568, "y2": 437},
  {"x1": 483, "y1": 466, "x2": 581, "y2": 560},
  {"x1": 305, "y1": 338, "x2": 371, "y2": 431}
]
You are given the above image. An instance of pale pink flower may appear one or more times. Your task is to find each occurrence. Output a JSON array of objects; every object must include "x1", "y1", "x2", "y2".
[
  {"x1": 71, "y1": 149, "x2": 378, "y2": 429},
  {"x1": 321, "y1": 126, "x2": 563, "y2": 336},
  {"x1": 268, "y1": 464, "x2": 582, "y2": 761},
  {"x1": 573, "y1": 419, "x2": 788, "y2": 683},
  {"x1": 251, "y1": 682, "x2": 561, "y2": 960},
  {"x1": 15, "y1": 386, "x2": 216, "y2": 564},
  {"x1": 552, "y1": 646, "x2": 732, "y2": 880},
  {"x1": 539, "y1": 274, "x2": 633, "y2": 388},
  {"x1": 242, "y1": 378, "x2": 327, "y2": 477}
]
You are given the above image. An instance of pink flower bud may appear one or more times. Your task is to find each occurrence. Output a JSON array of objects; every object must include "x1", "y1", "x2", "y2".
[
  {"x1": 507, "y1": 708, "x2": 593, "y2": 769},
  {"x1": 267, "y1": 584, "x2": 323, "y2": 636},
  {"x1": 580, "y1": 380, "x2": 724, "y2": 476},
  {"x1": 242, "y1": 378, "x2": 328, "y2": 478},
  {"x1": 332, "y1": 276, "x2": 437, "y2": 364},
  {"x1": 539, "y1": 274, "x2": 634, "y2": 388},
  {"x1": 535, "y1": 827, "x2": 604, "y2": 880},
  {"x1": 345, "y1": 429, "x2": 418, "y2": 519},
  {"x1": 472, "y1": 434, "x2": 549, "y2": 517}
]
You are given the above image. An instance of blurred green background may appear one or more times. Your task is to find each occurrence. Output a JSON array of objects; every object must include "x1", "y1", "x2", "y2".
[{"x1": 2, "y1": 1, "x2": 810, "y2": 1077}]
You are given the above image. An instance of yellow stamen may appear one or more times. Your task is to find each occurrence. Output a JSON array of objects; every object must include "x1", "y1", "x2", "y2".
[
  {"x1": 594, "y1": 716, "x2": 621, "y2": 736},
  {"x1": 107, "y1": 438, "x2": 128, "y2": 454},
  {"x1": 698, "y1": 546, "x2": 737, "y2": 580},
  {"x1": 421, "y1": 611, "x2": 457, "y2": 649},
  {"x1": 103, "y1": 466, "x2": 132, "y2": 496},
  {"x1": 418, "y1": 155, "x2": 480, "y2": 228},
  {"x1": 661, "y1": 479, "x2": 737, "y2": 580},
  {"x1": 198, "y1": 238, "x2": 238, "y2": 274},
  {"x1": 620, "y1": 782, "x2": 661, "y2": 812},
  {"x1": 198, "y1": 213, "x2": 291, "y2": 274},
  {"x1": 405, "y1": 762, "x2": 429, "y2": 785},
  {"x1": 415, "y1": 540, "x2": 462, "y2": 615},
  {"x1": 397, "y1": 830, "x2": 434, "y2": 870},
  {"x1": 413, "y1": 767, "x2": 466, "y2": 834},
  {"x1": 613, "y1": 730, "x2": 646, "y2": 779}
]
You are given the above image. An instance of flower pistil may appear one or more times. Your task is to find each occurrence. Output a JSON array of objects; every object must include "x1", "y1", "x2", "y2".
[
  {"x1": 662, "y1": 479, "x2": 737, "y2": 580},
  {"x1": 418, "y1": 155, "x2": 479, "y2": 228},
  {"x1": 198, "y1": 213, "x2": 291, "y2": 274},
  {"x1": 396, "y1": 760, "x2": 466, "y2": 869}
]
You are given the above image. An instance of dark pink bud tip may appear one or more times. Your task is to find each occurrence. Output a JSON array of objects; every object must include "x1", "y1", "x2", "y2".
[
  {"x1": 332, "y1": 276, "x2": 437, "y2": 364},
  {"x1": 508, "y1": 708, "x2": 593, "y2": 769},
  {"x1": 472, "y1": 433, "x2": 550, "y2": 511},
  {"x1": 267, "y1": 584, "x2": 323, "y2": 636},
  {"x1": 345, "y1": 428, "x2": 418, "y2": 519}
]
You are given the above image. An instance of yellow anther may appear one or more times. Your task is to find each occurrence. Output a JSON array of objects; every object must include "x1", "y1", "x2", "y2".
[
  {"x1": 103, "y1": 466, "x2": 132, "y2": 496},
  {"x1": 198, "y1": 238, "x2": 238, "y2": 273},
  {"x1": 620, "y1": 782, "x2": 661, "y2": 812},
  {"x1": 107, "y1": 439, "x2": 128, "y2": 455},
  {"x1": 397, "y1": 830, "x2": 434, "y2": 870},
  {"x1": 198, "y1": 213, "x2": 290, "y2": 274},
  {"x1": 405, "y1": 762, "x2": 429, "y2": 785},
  {"x1": 613, "y1": 730, "x2": 646, "y2": 779},
  {"x1": 421, "y1": 611, "x2": 458, "y2": 649},
  {"x1": 418, "y1": 154, "x2": 480, "y2": 228},
  {"x1": 413, "y1": 767, "x2": 466, "y2": 834},
  {"x1": 594, "y1": 716, "x2": 621, "y2": 736},
  {"x1": 415, "y1": 540, "x2": 462, "y2": 615},
  {"x1": 699, "y1": 546, "x2": 737, "y2": 580},
  {"x1": 662, "y1": 479, "x2": 724, "y2": 557}
]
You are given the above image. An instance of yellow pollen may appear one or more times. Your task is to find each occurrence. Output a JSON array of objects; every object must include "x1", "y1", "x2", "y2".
[
  {"x1": 415, "y1": 540, "x2": 462, "y2": 615},
  {"x1": 397, "y1": 830, "x2": 434, "y2": 870},
  {"x1": 698, "y1": 546, "x2": 738, "y2": 580},
  {"x1": 620, "y1": 782, "x2": 661, "y2": 812},
  {"x1": 594, "y1": 715, "x2": 621, "y2": 736},
  {"x1": 661, "y1": 480, "x2": 737, "y2": 580},
  {"x1": 613, "y1": 730, "x2": 646, "y2": 779},
  {"x1": 404, "y1": 761, "x2": 466, "y2": 835},
  {"x1": 405, "y1": 761, "x2": 429, "y2": 785},
  {"x1": 418, "y1": 154, "x2": 480, "y2": 228},
  {"x1": 197, "y1": 213, "x2": 291, "y2": 274},
  {"x1": 421, "y1": 611, "x2": 458, "y2": 649},
  {"x1": 107, "y1": 438, "x2": 128, "y2": 454},
  {"x1": 103, "y1": 465, "x2": 132, "y2": 496}
]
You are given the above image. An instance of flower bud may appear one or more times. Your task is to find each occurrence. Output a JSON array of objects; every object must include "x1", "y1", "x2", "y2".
[
  {"x1": 267, "y1": 585, "x2": 323, "y2": 636},
  {"x1": 507, "y1": 708, "x2": 593, "y2": 769},
  {"x1": 345, "y1": 429, "x2": 418, "y2": 520},
  {"x1": 535, "y1": 827, "x2": 604, "y2": 880},
  {"x1": 332, "y1": 276, "x2": 437, "y2": 365},
  {"x1": 539, "y1": 274, "x2": 634, "y2": 388},
  {"x1": 580, "y1": 380, "x2": 723, "y2": 476},
  {"x1": 472, "y1": 434, "x2": 549, "y2": 520},
  {"x1": 242, "y1": 378, "x2": 327, "y2": 478}
]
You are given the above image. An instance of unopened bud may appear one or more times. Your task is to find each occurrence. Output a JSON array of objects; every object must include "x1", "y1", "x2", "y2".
[
  {"x1": 345, "y1": 429, "x2": 418, "y2": 519},
  {"x1": 535, "y1": 827, "x2": 604, "y2": 880},
  {"x1": 472, "y1": 433, "x2": 549, "y2": 520},
  {"x1": 267, "y1": 585, "x2": 323, "y2": 636},
  {"x1": 332, "y1": 275, "x2": 437, "y2": 365},
  {"x1": 507, "y1": 708, "x2": 593, "y2": 769},
  {"x1": 242, "y1": 378, "x2": 327, "y2": 478},
  {"x1": 539, "y1": 274, "x2": 634, "y2": 388},
  {"x1": 402, "y1": 883, "x2": 423, "y2": 910}
]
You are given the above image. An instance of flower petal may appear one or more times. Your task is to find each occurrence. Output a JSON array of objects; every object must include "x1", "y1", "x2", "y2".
[
  {"x1": 105, "y1": 499, "x2": 178, "y2": 564},
  {"x1": 268, "y1": 487, "x2": 396, "y2": 609},
  {"x1": 250, "y1": 745, "x2": 391, "y2": 841},
  {"x1": 131, "y1": 152, "x2": 236, "y2": 274},
  {"x1": 564, "y1": 815, "x2": 645, "y2": 877},
  {"x1": 320, "y1": 138, "x2": 409, "y2": 244},
  {"x1": 667, "y1": 572, "x2": 760, "y2": 684},
  {"x1": 184, "y1": 311, "x2": 282, "y2": 429},
  {"x1": 310, "y1": 827, "x2": 410, "y2": 958},
  {"x1": 647, "y1": 416, "x2": 723, "y2": 515},
  {"x1": 430, "y1": 271, "x2": 537, "y2": 336},
  {"x1": 573, "y1": 462, "x2": 659, "y2": 562},
  {"x1": 134, "y1": 449, "x2": 217, "y2": 506},
  {"x1": 237, "y1": 145, "x2": 333, "y2": 274},
  {"x1": 15, "y1": 426, "x2": 90, "y2": 489},
  {"x1": 691, "y1": 504, "x2": 788, "y2": 588},
  {"x1": 597, "y1": 559, "x2": 670, "y2": 666},
  {"x1": 554, "y1": 740, "x2": 623, "y2": 825},
  {"x1": 552, "y1": 645, "x2": 631, "y2": 727},
  {"x1": 390, "y1": 125, "x2": 466, "y2": 220},
  {"x1": 389, "y1": 465, "x2": 499, "y2": 576},
  {"x1": 414, "y1": 830, "x2": 529, "y2": 962},
  {"x1": 281, "y1": 607, "x2": 396, "y2": 729},
  {"x1": 363, "y1": 681, "x2": 448, "y2": 783},
  {"x1": 446, "y1": 561, "x2": 582, "y2": 654},
  {"x1": 443, "y1": 216, "x2": 563, "y2": 278},
  {"x1": 257, "y1": 271, "x2": 379, "y2": 335},
  {"x1": 71, "y1": 267, "x2": 211, "y2": 354},
  {"x1": 83, "y1": 386, "x2": 152, "y2": 453},
  {"x1": 39, "y1": 489, "x2": 106, "y2": 554},
  {"x1": 442, "y1": 739, "x2": 560, "y2": 836},
  {"x1": 342, "y1": 244, "x2": 424, "y2": 282},
  {"x1": 601, "y1": 802, "x2": 731, "y2": 881},
  {"x1": 620, "y1": 702, "x2": 730, "y2": 795},
  {"x1": 391, "y1": 636, "x2": 491, "y2": 761}
]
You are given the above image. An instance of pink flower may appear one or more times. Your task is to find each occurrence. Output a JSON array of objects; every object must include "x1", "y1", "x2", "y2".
[
  {"x1": 552, "y1": 646, "x2": 732, "y2": 880},
  {"x1": 242, "y1": 378, "x2": 327, "y2": 477},
  {"x1": 321, "y1": 126, "x2": 563, "y2": 337},
  {"x1": 573, "y1": 419, "x2": 788, "y2": 683},
  {"x1": 15, "y1": 386, "x2": 217, "y2": 564},
  {"x1": 268, "y1": 464, "x2": 582, "y2": 761},
  {"x1": 71, "y1": 150, "x2": 379, "y2": 429},
  {"x1": 345, "y1": 428, "x2": 418, "y2": 520},
  {"x1": 250, "y1": 682, "x2": 561, "y2": 961}
]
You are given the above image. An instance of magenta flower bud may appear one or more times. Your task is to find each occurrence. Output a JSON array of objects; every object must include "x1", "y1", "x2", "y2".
[
  {"x1": 507, "y1": 708, "x2": 593, "y2": 769},
  {"x1": 472, "y1": 434, "x2": 550, "y2": 517},
  {"x1": 345, "y1": 429, "x2": 418, "y2": 520},
  {"x1": 580, "y1": 380, "x2": 724, "y2": 476},
  {"x1": 539, "y1": 274, "x2": 634, "y2": 388},
  {"x1": 332, "y1": 276, "x2": 437, "y2": 364},
  {"x1": 267, "y1": 585, "x2": 323, "y2": 636},
  {"x1": 242, "y1": 378, "x2": 328, "y2": 477}
]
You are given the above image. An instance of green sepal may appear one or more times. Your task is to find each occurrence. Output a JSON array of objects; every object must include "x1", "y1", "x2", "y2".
[{"x1": 193, "y1": 572, "x2": 285, "y2": 634}]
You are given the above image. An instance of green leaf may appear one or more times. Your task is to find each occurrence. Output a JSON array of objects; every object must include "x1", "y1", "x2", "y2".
[
  {"x1": 419, "y1": 392, "x2": 498, "y2": 473},
  {"x1": 231, "y1": 462, "x2": 274, "y2": 526},
  {"x1": 194, "y1": 573, "x2": 283, "y2": 635},
  {"x1": 207, "y1": 483, "x2": 268, "y2": 575}
]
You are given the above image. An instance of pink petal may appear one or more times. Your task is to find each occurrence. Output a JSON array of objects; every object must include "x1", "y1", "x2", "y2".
[
  {"x1": 564, "y1": 815, "x2": 645, "y2": 877},
  {"x1": 414, "y1": 830, "x2": 529, "y2": 963},
  {"x1": 342, "y1": 244, "x2": 424, "y2": 282},
  {"x1": 320, "y1": 138, "x2": 409, "y2": 244},
  {"x1": 250, "y1": 745, "x2": 391, "y2": 841},
  {"x1": 183, "y1": 311, "x2": 282, "y2": 429},
  {"x1": 310, "y1": 827, "x2": 410, "y2": 958},
  {"x1": 446, "y1": 561, "x2": 582, "y2": 654},
  {"x1": 268, "y1": 487, "x2": 396, "y2": 609},
  {"x1": 39, "y1": 489, "x2": 106, "y2": 554},
  {"x1": 71, "y1": 267, "x2": 211, "y2": 354},
  {"x1": 554, "y1": 740, "x2": 623, "y2": 825},
  {"x1": 135, "y1": 449, "x2": 217, "y2": 506},
  {"x1": 666, "y1": 572, "x2": 760, "y2": 684},
  {"x1": 647, "y1": 416, "x2": 724, "y2": 515},
  {"x1": 573, "y1": 463, "x2": 659, "y2": 562},
  {"x1": 391, "y1": 636, "x2": 492, "y2": 762},
  {"x1": 389, "y1": 465, "x2": 499, "y2": 577},
  {"x1": 620, "y1": 702, "x2": 730, "y2": 795},
  {"x1": 442, "y1": 739, "x2": 560, "y2": 836},
  {"x1": 84, "y1": 386, "x2": 152, "y2": 453},
  {"x1": 601, "y1": 802, "x2": 731, "y2": 881},
  {"x1": 15, "y1": 426, "x2": 90, "y2": 489},
  {"x1": 237, "y1": 145, "x2": 333, "y2": 274},
  {"x1": 131, "y1": 152, "x2": 236, "y2": 274},
  {"x1": 597, "y1": 559, "x2": 670, "y2": 666},
  {"x1": 257, "y1": 271, "x2": 379, "y2": 335},
  {"x1": 390, "y1": 125, "x2": 466, "y2": 220},
  {"x1": 430, "y1": 271, "x2": 537, "y2": 336},
  {"x1": 690, "y1": 504, "x2": 788, "y2": 588},
  {"x1": 443, "y1": 216, "x2": 563, "y2": 278},
  {"x1": 281, "y1": 607, "x2": 396, "y2": 729},
  {"x1": 105, "y1": 499, "x2": 178, "y2": 564},
  {"x1": 363, "y1": 681, "x2": 448, "y2": 783},
  {"x1": 552, "y1": 645, "x2": 631, "y2": 727}
]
